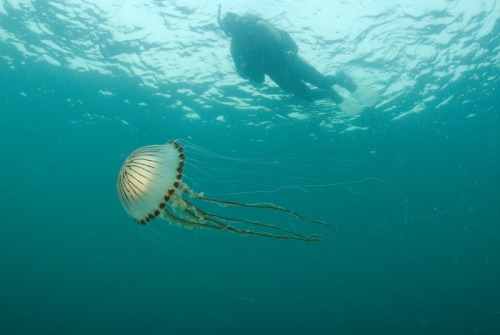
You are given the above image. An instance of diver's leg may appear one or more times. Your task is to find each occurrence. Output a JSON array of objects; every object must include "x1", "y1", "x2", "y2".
[
  {"x1": 325, "y1": 71, "x2": 357, "y2": 92},
  {"x1": 271, "y1": 71, "x2": 363, "y2": 114},
  {"x1": 291, "y1": 56, "x2": 359, "y2": 92},
  {"x1": 290, "y1": 56, "x2": 334, "y2": 90},
  {"x1": 268, "y1": 71, "x2": 339, "y2": 102}
]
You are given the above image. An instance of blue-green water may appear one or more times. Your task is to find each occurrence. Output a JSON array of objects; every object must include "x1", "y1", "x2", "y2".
[{"x1": 1, "y1": 1, "x2": 499, "y2": 334}]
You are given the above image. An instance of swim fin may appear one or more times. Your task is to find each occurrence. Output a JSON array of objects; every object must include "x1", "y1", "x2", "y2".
[
  {"x1": 352, "y1": 85, "x2": 379, "y2": 107},
  {"x1": 339, "y1": 98, "x2": 364, "y2": 116}
]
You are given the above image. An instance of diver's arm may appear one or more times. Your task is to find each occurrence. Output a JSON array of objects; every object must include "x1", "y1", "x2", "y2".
[
  {"x1": 230, "y1": 42, "x2": 251, "y2": 79},
  {"x1": 231, "y1": 43, "x2": 248, "y2": 79},
  {"x1": 230, "y1": 41, "x2": 265, "y2": 83}
]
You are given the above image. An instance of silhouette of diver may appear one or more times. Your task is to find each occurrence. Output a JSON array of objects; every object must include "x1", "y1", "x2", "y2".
[{"x1": 218, "y1": 9, "x2": 378, "y2": 115}]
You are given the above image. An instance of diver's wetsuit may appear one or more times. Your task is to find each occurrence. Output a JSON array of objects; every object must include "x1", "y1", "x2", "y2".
[{"x1": 225, "y1": 14, "x2": 355, "y2": 102}]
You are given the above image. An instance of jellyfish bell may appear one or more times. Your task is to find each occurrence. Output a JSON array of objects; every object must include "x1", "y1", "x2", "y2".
[
  {"x1": 117, "y1": 140, "x2": 336, "y2": 243},
  {"x1": 116, "y1": 141, "x2": 185, "y2": 225}
]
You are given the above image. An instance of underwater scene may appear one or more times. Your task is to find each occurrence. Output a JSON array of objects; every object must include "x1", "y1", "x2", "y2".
[{"x1": 1, "y1": 0, "x2": 499, "y2": 334}]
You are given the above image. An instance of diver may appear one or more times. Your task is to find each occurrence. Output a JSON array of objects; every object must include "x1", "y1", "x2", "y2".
[{"x1": 218, "y1": 9, "x2": 378, "y2": 115}]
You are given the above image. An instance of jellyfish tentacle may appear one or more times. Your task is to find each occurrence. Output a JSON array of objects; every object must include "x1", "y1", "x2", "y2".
[
  {"x1": 182, "y1": 197, "x2": 309, "y2": 239},
  {"x1": 198, "y1": 213, "x2": 325, "y2": 243},
  {"x1": 163, "y1": 205, "x2": 324, "y2": 243},
  {"x1": 181, "y1": 198, "x2": 324, "y2": 243},
  {"x1": 187, "y1": 191, "x2": 337, "y2": 232},
  {"x1": 161, "y1": 206, "x2": 218, "y2": 230}
]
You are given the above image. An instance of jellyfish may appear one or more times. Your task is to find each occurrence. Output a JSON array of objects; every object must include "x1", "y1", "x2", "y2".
[{"x1": 116, "y1": 140, "x2": 336, "y2": 243}]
